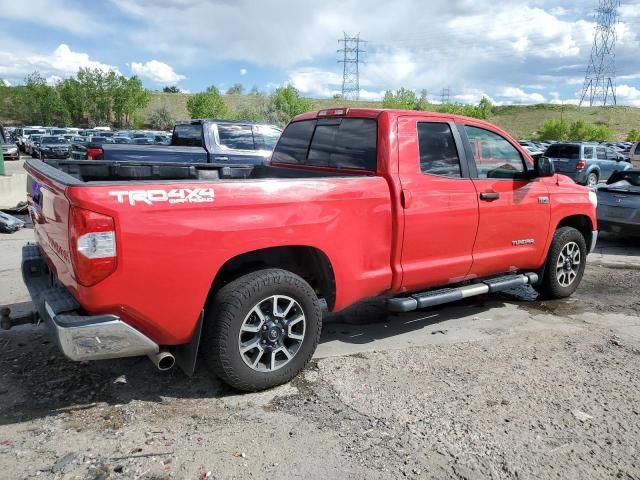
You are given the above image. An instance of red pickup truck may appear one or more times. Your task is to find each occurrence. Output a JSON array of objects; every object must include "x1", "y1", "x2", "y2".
[{"x1": 18, "y1": 108, "x2": 598, "y2": 391}]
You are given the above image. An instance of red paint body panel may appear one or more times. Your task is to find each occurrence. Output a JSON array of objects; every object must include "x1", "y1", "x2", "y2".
[{"x1": 26, "y1": 109, "x2": 597, "y2": 347}]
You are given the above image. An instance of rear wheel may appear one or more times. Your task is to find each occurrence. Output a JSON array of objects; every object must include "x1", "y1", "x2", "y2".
[
  {"x1": 536, "y1": 226, "x2": 587, "y2": 299},
  {"x1": 586, "y1": 172, "x2": 599, "y2": 187},
  {"x1": 202, "y1": 269, "x2": 322, "y2": 391}
]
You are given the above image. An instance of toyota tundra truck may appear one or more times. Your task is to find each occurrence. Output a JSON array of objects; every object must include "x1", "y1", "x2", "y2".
[{"x1": 13, "y1": 108, "x2": 598, "y2": 391}]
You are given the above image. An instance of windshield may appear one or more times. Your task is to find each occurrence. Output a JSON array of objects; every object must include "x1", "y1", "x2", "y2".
[
  {"x1": 30, "y1": 135, "x2": 43, "y2": 142},
  {"x1": 41, "y1": 136, "x2": 67, "y2": 144}
]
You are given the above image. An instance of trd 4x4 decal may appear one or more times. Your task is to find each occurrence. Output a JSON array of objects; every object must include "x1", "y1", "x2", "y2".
[{"x1": 109, "y1": 188, "x2": 215, "y2": 206}]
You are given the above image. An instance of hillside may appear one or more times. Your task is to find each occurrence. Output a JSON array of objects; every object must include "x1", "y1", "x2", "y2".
[{"x1": 144, "y1": 93, "x2": 640, "y2": 140}]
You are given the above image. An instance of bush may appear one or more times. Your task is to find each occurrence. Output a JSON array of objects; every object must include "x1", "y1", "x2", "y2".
[
  {"x1": 267, "y1": 85, "x2": 312, "y2": 126},
  {"x1": 382, "y1": 88, "x2": 428, "y2": 110},
  {"x1": 186, "y1": 85, "x2": 228, "y2": 119},
  {"x1": 536, "y1": 118, "x2": 613, "y2": 141},
  {"x1": 627, "y1": 129, "x2": 640, "y2": 142},
  {"x1": 149, "y1": 105, "x2": 174, "y2": 130}
]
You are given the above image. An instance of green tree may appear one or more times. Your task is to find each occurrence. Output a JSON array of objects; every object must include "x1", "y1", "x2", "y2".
[
  {"x1": 20, "y1": 72, "x2": 69, "y2": 125},
  {"x1": 186, "y1": 85, "x2": 228, "y2": 118},
  {"x1": 477, "y1": 97, "x2": 493, "y2": 119},
  {"x1": 537, "y1": 118, "x2": 569, "y2": 141},
  {"x1": 149, "y1": 105, "x2": 175, "y2": 130},
  {"x1": 226, "y1": 83, "x2": 244, "y2": 95},
  {"x1": 163, "y1": 85, "x2": 180, "y2": 93},
  {"x1": 267, "y1": 85, "x2": 312, "y2": 126},
  {"x1": 382, "y1": 87, "x2": 421, "y2": 109},
  {"x1": 626, "y1": 129, "x2": 640, "y2": 142}
]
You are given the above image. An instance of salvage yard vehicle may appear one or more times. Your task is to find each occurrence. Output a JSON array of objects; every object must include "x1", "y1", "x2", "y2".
[
  {"x1": 596, "y1": 170, "x2": 640, "y2": 237},
  {"x1": 544, "y1": 142, "x2": 632, "y2": 187},
  {"x1": 69, "y1": 120, "x2": 282, "y2": 165},
  {"x1": 14, "y1": 108, "x2": 598, "y2": 391}
]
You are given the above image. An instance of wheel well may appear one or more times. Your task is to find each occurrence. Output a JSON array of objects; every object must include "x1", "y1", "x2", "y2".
[
  {"x1": 210, "y1": 246, "x2": 336, "y2": 311},
  {"x1": 557, "y1": 215, "x2": 593, "y2": 247}
]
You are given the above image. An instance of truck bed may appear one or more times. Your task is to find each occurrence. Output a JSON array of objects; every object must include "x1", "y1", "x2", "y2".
[{"x1": 36, "y1": 159, "x2": 366, "y2": 184}]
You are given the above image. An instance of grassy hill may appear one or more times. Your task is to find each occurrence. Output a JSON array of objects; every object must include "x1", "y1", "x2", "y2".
[{"x1": 144, "y1": 92, "x2": 640, "y2": 140}]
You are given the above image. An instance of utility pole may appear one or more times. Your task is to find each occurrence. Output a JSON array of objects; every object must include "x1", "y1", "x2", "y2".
[
  {"x1": 338, "y1": 33, "x2": 366, "y2": 101},
  {"x1": 440, "y1": 87, "x2": 450, "y2": 104},
  {"x1": 579, "y1": 0, "x2": 620, "y2": 106}
]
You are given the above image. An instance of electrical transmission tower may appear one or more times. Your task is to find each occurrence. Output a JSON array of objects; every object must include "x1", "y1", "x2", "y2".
[
  {"x1": 579, "y1": 0, "x2": 620, "y2": 106},
  {"x1": 440, "y1": 87, "x2": 451, "y2": 104},
  {"x1": 338, "y1": 33, "x2": 366, "y2": 100}
]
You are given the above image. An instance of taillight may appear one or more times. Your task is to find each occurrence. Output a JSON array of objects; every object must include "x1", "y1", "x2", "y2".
[
  {"x1": 69, "y1": 207, "x2": 117, "y2": 286},
  {"x1": 86, "y1": 146, "x2": 103, "y2": 160},
  {"x1": 576, "y1": 160, "x2": 586, "y2": 170}
]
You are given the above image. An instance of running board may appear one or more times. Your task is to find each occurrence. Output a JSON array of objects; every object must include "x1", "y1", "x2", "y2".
[{"x1": 387, "y1": 273, "x2": 538, "y2": 313}]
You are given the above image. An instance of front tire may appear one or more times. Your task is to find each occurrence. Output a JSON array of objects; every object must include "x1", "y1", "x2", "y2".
[
  {"x1": 202, "y1": 269, "x2": 322, "y2": 391},
  {"x1": 536, "y1": 226, "x2": 587, "y2": 299}
]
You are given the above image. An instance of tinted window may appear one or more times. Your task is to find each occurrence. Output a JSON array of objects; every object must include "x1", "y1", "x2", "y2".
[
  {"x1": 596, "y1": 147, "x2": 607, "y2": 160},
  {"x1": 465, "y1": 126, "x2": 525, "y2": 179},
  {"x1": 217, "y1": 124, "x2": 255, "y2": 150},
  {"x1": 253, "y1": 125, "x2": 281, "y2": 150},
  {"x1": 173, "y1": 124, "x2": 202, "y2": 147},
  {"x1": 271, "y1": 121, "x2": 316, "y2": 164},
  {"x1": 308, "y1": 118, "x2": 377, "y2": 170},
  {"x1": 583, "y1": 146, "x2": 594, "y2": 159},
  {"x1": 41, "y1": 136, "x2": 66, "y2": 144},
  {"x1": 635, "y1": 143, "x2": 640, "y2": 154},
  {"x1": 417, "y1": 122, "x2": 461, "y2": 177},
  {"x1": 544, "y1": 144, "x2": 580, "y2": 160}
]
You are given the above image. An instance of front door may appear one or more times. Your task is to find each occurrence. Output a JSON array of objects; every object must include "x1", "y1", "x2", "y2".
[
  {"x1": 398, "y1": 116, "x2": 479, "y2": 291},
  {"x1": 460, "y1": 123, "x2": 551, "y2": 277}
]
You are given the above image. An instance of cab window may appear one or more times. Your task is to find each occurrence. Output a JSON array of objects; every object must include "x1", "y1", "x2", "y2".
[
  {"x1": 417, "y1": 122, "x2": 462, "y2": 177},
  {"x1": 464, "y1": 126, "x2": 526, "y2": 179}
]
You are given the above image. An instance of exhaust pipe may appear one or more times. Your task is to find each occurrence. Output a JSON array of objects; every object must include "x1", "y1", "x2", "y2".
[{"x1": 149, "y1": 350, "x2": 175, "y2": 371}]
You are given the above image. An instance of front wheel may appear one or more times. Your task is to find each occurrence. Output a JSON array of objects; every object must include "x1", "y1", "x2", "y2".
[
  {"x1": 202, "y1": 269, "x2": 322, "y2": 391},
  {"x1": 536, "y1": 226, "x2": 587, "y2": 299}
]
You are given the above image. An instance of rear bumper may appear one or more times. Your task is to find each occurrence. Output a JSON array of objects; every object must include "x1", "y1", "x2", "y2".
[{"x1": 21, "y1": 244, "x2": 159, "y2": 361}]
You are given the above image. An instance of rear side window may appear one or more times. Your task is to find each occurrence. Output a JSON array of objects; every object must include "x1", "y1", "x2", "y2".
[
  {"x1": 272, "y1": 118, "x2": 377, "y2": 171},
  {"x1": 218, "y1": 124, "x2": 255, "y2": 150},
  {"x1": 596, "y1": 147, "x2": 607, "y2": 160},
  {"x1": 545, "y1": 144, "x2": 579, "y2": 159},
  {"x1": 417, "y1": 122, "x2": 461, "y2": 177},
  {"x1": 173, "y1": 124, "x2": 203, "y2": 147},
  {"x1": 583, "y1": 146, "x2": 594, "y2": 159}
]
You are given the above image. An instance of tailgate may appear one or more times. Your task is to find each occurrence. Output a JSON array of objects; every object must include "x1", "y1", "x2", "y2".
[{"x1": 28, "y1": 166, "x2": 76, "y2": 287}]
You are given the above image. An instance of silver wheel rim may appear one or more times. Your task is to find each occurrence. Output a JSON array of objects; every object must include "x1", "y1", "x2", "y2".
[
  {"x1": 556, "y1": 241, "x2": 581, "y2": 287},
  {"x1": 238, "y1": 295, "x2": 306, "y2": 372},
  {"x1": 587, "y1": 174, "x2": 598, "y2": 187}
]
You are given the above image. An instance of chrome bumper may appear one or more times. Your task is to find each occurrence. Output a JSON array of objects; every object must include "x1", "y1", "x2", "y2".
[
  {"x1": 589, "y1": 230, "x2": 598, "y2": 254},
  {"x1": 22, "y1": 244, "x2": 159, "y2": 361}
]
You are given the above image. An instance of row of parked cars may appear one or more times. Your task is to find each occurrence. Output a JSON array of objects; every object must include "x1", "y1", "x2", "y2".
[{"x1": 3, "y1": 126, "x2": 173, "y2": 161}]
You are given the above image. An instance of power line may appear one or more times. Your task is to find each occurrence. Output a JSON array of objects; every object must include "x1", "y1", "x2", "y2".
[
  {"x1": 338, "y1": 33, "x2": 366, "y2": 101},
  {"x1": 440, "y1": 87, "x2": 451, "y2": 104},
  {"x1": 579, "y1": 0, "x2": 620, "y2": 106}
]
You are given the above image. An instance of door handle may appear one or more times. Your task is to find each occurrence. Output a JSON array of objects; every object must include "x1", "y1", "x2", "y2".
[{"x1": 479, "y1": 191, "x2": 500, "y2": 201}]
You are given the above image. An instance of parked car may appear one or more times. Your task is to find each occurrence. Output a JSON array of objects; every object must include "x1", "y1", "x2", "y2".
[
  {"x1": 544, "y1": 142, "x2": 632, "y2": 187},
  {"x1": 20, "y1": 108, "x2": 597, "y2": 391},
  {"x1": 34, "y1": 136, "x2": 71, "y2": 160},
  {"x1": 25, "y1": 134, "x2": 44, "y2": 156},
  {"x1": 18, "y1": 128, "x2": 46, "y2": 152},
  {"x1": 630, "y1": 141, "x2": 640, "y2": 169},
  {"x1": 1, "y1": 141, "x2": 19, "y2": 160},
  {"x1": 72, "y1": 120, "x2": 283, "y2": 164},
  {"x1": 132, "y1": 137, "x2": 155, "y2": 145},
  {"x1": 596, "y1": 170, "x2": 640, "y2": 236},
  {"x1": 113, "y1": 136, "x2": 132, "y2": 144}
]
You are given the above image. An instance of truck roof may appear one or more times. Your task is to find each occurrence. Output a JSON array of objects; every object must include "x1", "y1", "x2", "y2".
[{"x1": 292, "y1": 108, "x2": 497, "y2": 127}]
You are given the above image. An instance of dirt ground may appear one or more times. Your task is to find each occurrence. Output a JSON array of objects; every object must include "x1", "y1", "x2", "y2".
[{"x1": 1, "y1": 260, "x2": 639, "y2": 479}]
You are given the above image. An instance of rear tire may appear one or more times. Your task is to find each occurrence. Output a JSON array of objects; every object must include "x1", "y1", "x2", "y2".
[
  {"x1": 202, "y1": 269, "x2": 322, "y2": 391},
  {"x1": 536, "y1": 226, "x2": 587, "y2": 299},
  {"x1": 586, "y1": 172, "x2": 599, "y2": 187}
]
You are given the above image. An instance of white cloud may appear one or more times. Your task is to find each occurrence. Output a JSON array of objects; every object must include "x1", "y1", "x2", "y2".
[
  {"x1": 240, "y1": 68, "x2": 247, "y2": 76},
  {"x1": 0, "y1": 43, "x2": 119, "y2": 81},
  {"x1": 616, "y1": 84, "x2": 640, "y2": 107},
  {"x1": 288, "y1": 68, "x2": 342, "y2": 97},
  {"x1": 0, "y1": 0, "x2": 104, "y2": 36},
  {"x1": 130, "y1": 60, "x2": 185, "y2": 85},
  {"x1": 497, "y1": 87, "x2": 546, "y2": 104},
  {"x1": 1, "y1": 79, "x2": 10, "y2": 86}
]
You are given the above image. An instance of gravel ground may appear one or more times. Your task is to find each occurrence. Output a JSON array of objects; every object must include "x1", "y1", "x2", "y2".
[{"x1": 1, "y1": 263, "x2": 639, "y2": 479}]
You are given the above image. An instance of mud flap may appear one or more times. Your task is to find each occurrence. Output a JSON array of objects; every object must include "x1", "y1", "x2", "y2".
[{"x1": 174, "y1": 311, "x2": 203, "y2": 377}]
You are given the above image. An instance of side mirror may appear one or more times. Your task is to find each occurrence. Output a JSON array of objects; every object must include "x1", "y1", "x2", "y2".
[{"x1": 534, "y1": 156, "x2": 555, "y2": 178}]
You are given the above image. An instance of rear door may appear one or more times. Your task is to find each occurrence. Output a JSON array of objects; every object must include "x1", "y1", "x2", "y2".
[
  {"x1": 398, "y1": 116, "x2": 479, "y2": 291},
  {"x1": 596, "y1": 146, "x2": 615, "y2": 180},
  {"x1": 460, "y1": 123, "x2": 550, "y2": 276}
]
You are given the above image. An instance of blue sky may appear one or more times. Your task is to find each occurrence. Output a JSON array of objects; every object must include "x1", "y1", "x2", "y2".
[{"x1": 1, "y1": 0, "x2": 639, "y2": 105}]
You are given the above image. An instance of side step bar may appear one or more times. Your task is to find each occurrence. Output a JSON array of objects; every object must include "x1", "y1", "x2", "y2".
[{"x1": 387, "y1": 273, "x2": 538, "y2": 313}]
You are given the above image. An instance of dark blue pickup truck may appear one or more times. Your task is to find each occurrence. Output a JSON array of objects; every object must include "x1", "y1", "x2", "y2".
[{"x1": 70, "y1": 120, "x2": 282, "y2": 164}]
